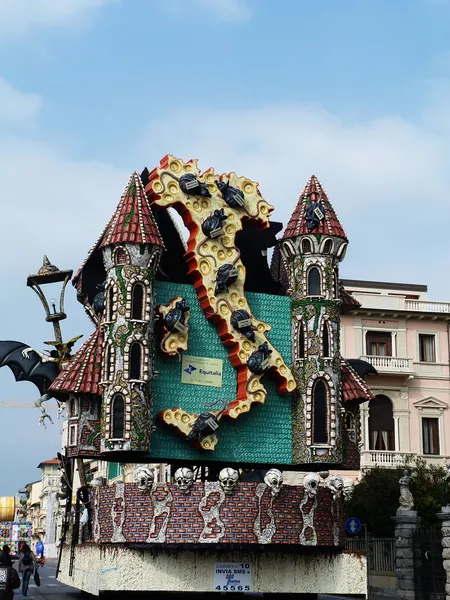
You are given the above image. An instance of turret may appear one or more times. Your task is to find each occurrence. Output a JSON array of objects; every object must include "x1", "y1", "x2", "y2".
[
  {"x1": 99, "y1": 172, "x2": 164, "y2": 452},
  {"x1": 280, "y1": 175, "x2": 348, "y2": 464}
]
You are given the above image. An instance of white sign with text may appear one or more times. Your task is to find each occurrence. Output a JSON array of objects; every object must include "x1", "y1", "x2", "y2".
[{"x1": 213, "y1": 562, "x2": 252, "y2": 592}]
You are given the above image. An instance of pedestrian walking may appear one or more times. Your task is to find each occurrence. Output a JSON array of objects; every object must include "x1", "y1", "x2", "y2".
[
  {"x1": 17, "y1": 544, "x2": 37, "y2": 597},
  {"x1": 0, "y1": 550, "x2": 20, "y2": 600}
]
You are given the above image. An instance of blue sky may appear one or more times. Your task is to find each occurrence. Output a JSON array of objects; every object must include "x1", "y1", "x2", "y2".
[{"x1": 1, "y1": 0, "x2": 450, "y2": 494}]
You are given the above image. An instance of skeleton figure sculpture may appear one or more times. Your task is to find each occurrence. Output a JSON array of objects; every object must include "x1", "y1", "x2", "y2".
[
  {"x1": 174, "y1": 467, "x2": 194, "y2": 492},
  {"x1": 325, "y1": 474, "x2": 344, "y2": 500},
  {"x1": 343, "y1": 478, "x2": 355, "y2": 501},
  {"x1": 135, "y1": 467, "x2": 155, "y2": 493},
  {"x1": 218, "y1": 468, "x2": 239, "y2": 495},
  {"x1": 303, "y1": 472, "x2": 321, "y2": 497},
  {"x1": 264, "y1": 469, "x2": 283, "y2": 495}
]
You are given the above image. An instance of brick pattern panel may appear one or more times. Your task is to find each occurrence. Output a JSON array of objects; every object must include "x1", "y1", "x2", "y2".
[{"x1": 95, "y1": 482, "x2": 344, "y2": 547}]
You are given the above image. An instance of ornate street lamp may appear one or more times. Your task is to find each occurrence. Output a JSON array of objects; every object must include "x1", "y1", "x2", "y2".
[{"x1": 26, "y1": 256, "x2": 73, "y2": 345}]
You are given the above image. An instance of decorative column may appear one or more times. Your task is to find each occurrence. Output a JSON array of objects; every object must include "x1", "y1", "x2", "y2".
[
  {"x1": 438, "y1": 506, "x2": 450, "y2": 600},
  {"x1": 392, "y1": 470, "x2": 417, "y2": 599},
  {"x1": 394, "y1": 416, "x2": 400, "y2": 452}
]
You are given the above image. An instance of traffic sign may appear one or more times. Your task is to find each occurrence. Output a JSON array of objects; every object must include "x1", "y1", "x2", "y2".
[{"x1": 345, "y1": 517, "x2": 362, "y2": 535}]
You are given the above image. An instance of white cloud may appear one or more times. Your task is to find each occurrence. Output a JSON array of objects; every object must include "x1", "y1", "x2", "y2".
[
  {"x1": 168, "y1": 0, "x2": 252, "y2": 23},
  {"x1": 0, "y1": 77, "x2": 42, "y2": 122},
  {"x1": 0, "y1": 0, "x2": 117, "y2": 40},
  {"x1": 141, "y1": 97, "x2": 450, "y2": 300}
]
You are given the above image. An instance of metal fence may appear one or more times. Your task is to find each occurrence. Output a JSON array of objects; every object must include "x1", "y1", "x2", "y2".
[{"x1": 345, "y1": 537, "x2": 396, "y2": 573}]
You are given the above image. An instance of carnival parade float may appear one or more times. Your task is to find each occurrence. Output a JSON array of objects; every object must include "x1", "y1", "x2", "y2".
[{"x1": 0, "y1": 155, "x2": 374, "y2": 596}]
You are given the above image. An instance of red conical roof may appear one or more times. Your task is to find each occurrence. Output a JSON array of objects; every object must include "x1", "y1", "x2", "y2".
[
  {"x1": 283, "y1": 175, "x2": 347, "y2": 241},
  {"x1": 100, "y1": 171, "x2": 164, "y2": 248},
  {"x1": 72, "y1": 172, "x2": 164, "y2": 292},
  {"x1": 49, "y1": 328, "x2": 103, "y2": 398}
]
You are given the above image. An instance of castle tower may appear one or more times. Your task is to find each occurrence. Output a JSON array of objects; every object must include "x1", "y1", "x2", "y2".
[
  {"x1": 99, "y1": 172, "x2": 164, "y2": 453},
  {"x1": 280, "y1": 175, "x2": 348, "y2": 464}
]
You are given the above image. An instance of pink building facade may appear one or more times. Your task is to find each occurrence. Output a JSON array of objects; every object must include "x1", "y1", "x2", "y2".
[{"x1": 340, "y1": 279, "x2": 450, "y2": 475}]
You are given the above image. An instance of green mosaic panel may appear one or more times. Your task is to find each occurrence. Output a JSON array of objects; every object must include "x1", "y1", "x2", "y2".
[{"x1": 149, "y1": 281, "x2": 293, "y2": 464}]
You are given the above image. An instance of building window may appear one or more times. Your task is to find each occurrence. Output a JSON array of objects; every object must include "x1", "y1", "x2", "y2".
[
  {"x1": 345, "y1": 411, "x2": 356, "y2": 443},
  {"x1": 322, "y1": 239, "x2": 333, "y2": 254},
  {"x1": 107, "y1": 287, "x2": 114, "y2": 322},
  {"x1": 368, "y1": 395, "x2": 395, "y2": 451},
  {"x1": 301, "y1": 239, "x2": 312, "y2": 254},
  {"x1": 307, "y1": 267, "x2": 321, "y2": 296},
  {"x1": 419, "y1": 334, "x2": 436, "y2": 363},
  {"x1": 131, "y1": 283, "x2": 145, "y2": 320},
  {"x1": 298, "y1": 321, "x2": 305, "y2": 358},
  {"x1": 322, "y1": 321, "x2": 330, "y2": 357},
  {"x1": 313, "y1": 379, "x2": 328, "y2": 444},
  {"x1": 108, "y1": 462, "x2": 123, "y2": 481},
  {"x1": 69, "y1": 398, "x2": 77, "y2": 418},
  {"x1": 129, "y1": 342, "x2": 143, "y2": 380},
  {"x1": 366, "y1": 331, "x2": 392, "y2": 357},
  {"x1": 115, "y1": 247, "x2": 129, "y2": 265},
  {"x1": 422, "y1": 417, "x2": 440, "y2": 455},
  {"x1": 112, "y1": 394, "x2": 125, "y2": 439}
]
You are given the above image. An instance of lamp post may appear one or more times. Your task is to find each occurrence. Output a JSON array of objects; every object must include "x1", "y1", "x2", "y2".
[{"x1": 26, "y1": 256, "x2": 73, "y2": 345}]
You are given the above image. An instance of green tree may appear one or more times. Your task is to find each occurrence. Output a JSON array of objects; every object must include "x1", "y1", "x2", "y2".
[{"x1": 345, "y1": 457, "x2": 450, "y2": 536}]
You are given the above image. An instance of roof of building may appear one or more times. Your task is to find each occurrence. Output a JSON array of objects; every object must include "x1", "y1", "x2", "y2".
[
  {"x1": 282, "y1": 175, "x2": 347, "y2": 241},
  {"x1": 341, "y1": 360, "x2": 376, "y2": 404},
  {"x1": 49, "y1": 328, "x2": 103, "y2": 398},
  {"x1": 341, "y1": 278, "x2": 427, "y2": 293},
  {"x1": 37, "y1": 458, "x2": 60, "y2": 468},
  {"x1": 72, "y1": 172, "x2": 164, "y2": 290}
]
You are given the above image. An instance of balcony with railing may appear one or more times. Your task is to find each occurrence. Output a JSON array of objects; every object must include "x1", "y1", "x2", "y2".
[
  {"x1": 360, "y1": 355, "x2": 414, "y2": 375},
  {"x1": 405, "y1": 299, "x2": 450, "y2": 314},
  {"x1": 361, "y1": 450, "x2": 449, "y2": 469},
  {"x1": 361, "y1": 450, "x2": 416, "y2": 468}
]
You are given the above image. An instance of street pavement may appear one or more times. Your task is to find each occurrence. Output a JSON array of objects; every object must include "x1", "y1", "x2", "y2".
[{"x1": 11, "y1": 558, "x2": 84, "y2": 600}]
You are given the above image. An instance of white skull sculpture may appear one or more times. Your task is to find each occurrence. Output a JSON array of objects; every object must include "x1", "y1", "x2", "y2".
[
  {"x1": 343, "y1": 477, "x2": 355, "y2": 501},
  {"x1": 264, "y1": 469, "x2": 283, "y2": 495},
  {"x1": 174, "y1": 467, "x2": 194, "y2": 492},
  {"x1": 303, "y1": 472, "x2": 321, "y2": 497},
  {"x1": 326, "y1": 474, "x2": 344, "y2": 500},
  {"x1": 91, "y1": 477, "x2": 106, "y2": 488},
  {"x1": 218, "y1": 468, "x2": 239, "y2": 495},
  {"x1": 135, "y1": 467, "x2": 154, "y2": 493}
]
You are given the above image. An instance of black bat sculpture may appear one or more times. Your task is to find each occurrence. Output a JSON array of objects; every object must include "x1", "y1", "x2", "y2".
[{"x1": 0, "y1": 341, "x2": 60, "y2": 395}]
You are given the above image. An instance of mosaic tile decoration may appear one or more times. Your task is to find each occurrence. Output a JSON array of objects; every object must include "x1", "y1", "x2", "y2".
[{"x1": 150, "y1": 281, "x2": 293, "y2": 464}]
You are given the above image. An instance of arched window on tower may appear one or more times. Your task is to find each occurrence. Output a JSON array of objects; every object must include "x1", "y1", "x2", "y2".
[
  {"x1": 112, "y1": 394, "x2": 125, "y2": 439},
  {"x1": 322, "y1": 239, "x2": 333, "y2": 254},
  {"x1": 368, "y1": 395, "x2": 395, "y2": 451},
  {"x1": 298, "y1": 321, "x2": 305, "y2": 359},
  {"x1": 307, "y1": 267, "x2": 322, "y2": 296},
  {"x1": 129, "y1": 342, "x2": 143, "y2": 380},
  {"x1": 313, "y1": 379, "x2": 328, "y2": 444},
  {"x1": 115, "y1": 247, "x2": 129, "y2": 265},
  {"x1": 283, "y1": 241, "x2": 296, "y2": 261},
  {"x1": 301, "y1": 238, "x2": 312, "y2": 254},
  {"x1": 69, "y1": 397, "x2": 77, "y2": 418},
  {"x1": 107, "y1": 287, "x2": 114, "y2": 322},
  {"x1": 333, "y1": 268, "x2": 339, "y2": 299},
  {"x1": 131, "y1": 283, "x2": 145, "y2": 320},
  {"x1": 104, "y1": 346, "x2": 111, "y2": 381},
  {"x1": 322, "y1": 320, "x2": 330, "y2": 357}
]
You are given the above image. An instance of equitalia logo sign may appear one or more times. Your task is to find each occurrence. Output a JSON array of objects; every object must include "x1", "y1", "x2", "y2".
[{"x1": 181, "y1": 355, "x2": 223, "y2": 388}]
